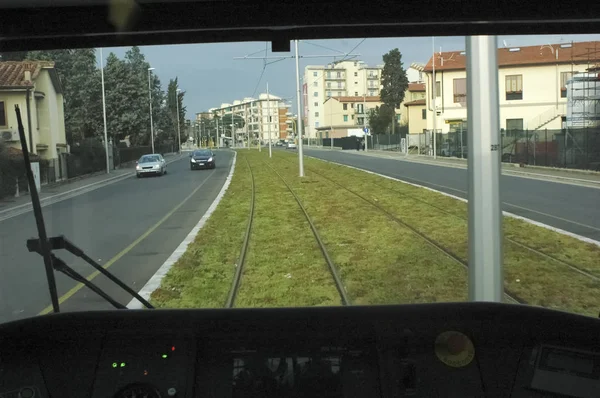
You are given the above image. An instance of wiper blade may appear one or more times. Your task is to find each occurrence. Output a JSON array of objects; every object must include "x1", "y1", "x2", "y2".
[
  {"x1": 27, "y1": 236, "x2": 153, "y2": 309},
  {"x1": 14, "y1": 105, "x2": 153, "y2": 312}
]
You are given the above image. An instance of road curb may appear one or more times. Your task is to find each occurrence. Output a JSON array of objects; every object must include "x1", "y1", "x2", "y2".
[
  {"x1": 305, "y1": 154, "x2": 600, "y2": 248},
  {"x1": 127, "y1": 150, "x2": 238, "y2": 309}
]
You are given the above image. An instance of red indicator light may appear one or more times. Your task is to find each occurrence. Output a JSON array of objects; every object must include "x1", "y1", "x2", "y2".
[{"x1": 171, "y1": 346, "x2": 176, "y2": 351}]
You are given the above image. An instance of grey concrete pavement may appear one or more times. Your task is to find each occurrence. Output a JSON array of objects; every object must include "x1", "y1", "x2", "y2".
[
  {"x1": 0, "y1": 150, "x2": 234, "y2": 323},
  {"x1": 303, "y1": 148, "x2": 600, "y2": 242}
]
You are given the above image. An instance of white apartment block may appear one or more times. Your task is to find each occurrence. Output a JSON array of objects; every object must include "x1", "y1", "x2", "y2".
[
  {"x1": 303, "y1": 60, "x2": 383, "y2": 138},
  {"x1": 208, "y1": 93, "x2": 290, "y2": 144},
  {"x1": 423, "y1": 41, "x2": 600, "y2": 135}
]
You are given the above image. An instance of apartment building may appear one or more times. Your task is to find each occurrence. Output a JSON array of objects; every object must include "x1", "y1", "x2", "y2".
[
  {"x1": 317, "y1": 96, "x2": 382, "y2": 138},
  {"x1": 303, "y1": 60, "x2": 383, "y2": 139},
  {"x1": 207, "y1": 93, "x2": 290, "y2": 144},
  {"x1": 422, "y1": 41, "x2": 600, "y2": 135}
]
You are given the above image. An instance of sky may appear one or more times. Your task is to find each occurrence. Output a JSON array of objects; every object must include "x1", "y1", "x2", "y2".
[{"x1": 98, "y1": 34, "x2": 600, "y2": 119}]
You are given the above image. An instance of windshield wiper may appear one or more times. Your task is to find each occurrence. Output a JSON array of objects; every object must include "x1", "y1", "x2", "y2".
[{"x1": 14, "y1": 105, "x2": 153, "y2": 312}]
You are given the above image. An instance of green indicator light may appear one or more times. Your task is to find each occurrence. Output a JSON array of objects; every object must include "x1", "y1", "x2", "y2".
[
  {"x1": 112, "y1": 363, "x2": 117, "y2": 368},
  {"x1": 162, "y1": 354, "x2": 168, "y2": 359},
  {"x1": 120, "y1": 362, "x2": 126, "y2": 368}
]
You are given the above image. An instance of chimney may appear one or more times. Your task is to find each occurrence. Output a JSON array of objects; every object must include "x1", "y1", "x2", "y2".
[{"x1": 22, "y1": 62, "x2": 34, "y2": 83}]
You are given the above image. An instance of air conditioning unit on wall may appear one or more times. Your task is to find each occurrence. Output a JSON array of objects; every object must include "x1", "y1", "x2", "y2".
[{"x1": 1, "y1": 130, "x2": 19, "y2": 142}]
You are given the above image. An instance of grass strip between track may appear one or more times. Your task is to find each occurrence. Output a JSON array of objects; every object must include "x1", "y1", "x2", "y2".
[{"x1": 151, "y1": 150, "x2": 600, "y2": 318}]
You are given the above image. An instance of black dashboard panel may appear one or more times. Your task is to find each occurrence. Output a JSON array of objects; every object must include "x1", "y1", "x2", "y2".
[{"x1": 1, "y1": 303, "x2": 600, "y2": 397}]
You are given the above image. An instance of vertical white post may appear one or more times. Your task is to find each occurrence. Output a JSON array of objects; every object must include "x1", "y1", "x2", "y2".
[
  {"x1": 364, "y1": 74, "x2": 368, "y2": 152},
  {"x1": 432, "y1": 37, "x2": 437, "y2": 159},
  {"x1": 148, "y1": 68, "x2": 155, "y2": 154},
  {"x1": 466, "y1": 36, "x2": 503, "y2": 302},
  {"x1": 100, "y1": 48, "x2": 109, "y2": 173},
  {"x1": 295, "y1": 39, "x2": 305, "y2": 177},
  {"x1": 246, "y1": 103, "x2": 250, "y2": 149},
  {"x1": 267, "y1": 83, "x2": 272, "y2": 158},
  {"x1": 176, "y1": 89, "x2": 181, "y2": 153}
]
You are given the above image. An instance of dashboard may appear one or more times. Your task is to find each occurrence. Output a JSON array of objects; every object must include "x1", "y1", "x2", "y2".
[{"x1": 0, "y1": 303, "x2": 599, "y2": 397}]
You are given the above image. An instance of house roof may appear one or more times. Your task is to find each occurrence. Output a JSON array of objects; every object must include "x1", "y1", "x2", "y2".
[
  {"x1": 408, "y1": 83, "x2": 425, "y2": 92},
  {"x1": 423, "y1": 41, "x2": 600, "y2": 72},
  {"x1": 404, "y1": 99, "x2": 426, "y2": 107},
  {"x1": 325, "y1": 96, "x2": 381, "y2": 104},
  {"x1": 0, "y1": 60, "x2": 62, "y2": 93}
]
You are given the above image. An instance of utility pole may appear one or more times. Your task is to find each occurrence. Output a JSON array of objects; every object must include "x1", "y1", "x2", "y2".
[
  {"x1": 432, "y1": 37, "x2": 437, "y2": 159},
  {"x1": 175, "y1": 88, "x2": 181, "y2": 153},
  {"x1": 267, "y1": 82, "x2": 272, "y2": 158},
  {"x1": 100, "y1": 48, "x2": 109, "y2": 173},
  {"x1": 234, "y1": 41, "x2": 361, "y2": 177},
  {"x1": 246, "y1": 103, "x2": 250, "y2": 149},
  {"x1": 148, "y1": 67, "x2": 155, "y2": 154},
  {"x1": 363, "y1": 72, "x2": 368, "y2": 152}
]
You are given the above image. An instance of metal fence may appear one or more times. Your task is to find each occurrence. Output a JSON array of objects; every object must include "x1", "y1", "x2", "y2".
[
  {"x1": 0, "y1": 142, "x2": 177, "y2": 200},
  {"x1": 407, "y1": 128, "x2": 600, "y2": 170}
]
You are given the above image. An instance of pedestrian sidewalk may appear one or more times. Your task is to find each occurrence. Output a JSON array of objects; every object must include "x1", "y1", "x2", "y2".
[
  {"x1": 307, "y1": 147, "x2": 600, "y2": 187},
  {"x1": 0, "y1": 152, "x2": 185, "y2": 220}
]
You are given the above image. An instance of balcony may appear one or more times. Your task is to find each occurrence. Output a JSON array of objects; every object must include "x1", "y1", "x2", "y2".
[
  {"x1": 367, "y1": 74, "x2": 378, "y2": 79},
  {"x1": 325, "y1": 74, "x2": 345, "y2": 80}
]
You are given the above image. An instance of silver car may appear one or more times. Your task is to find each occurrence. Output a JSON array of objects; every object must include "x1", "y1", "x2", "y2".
[{"x1": 136, "y1": 154, "x2": 167, "y2": 177}]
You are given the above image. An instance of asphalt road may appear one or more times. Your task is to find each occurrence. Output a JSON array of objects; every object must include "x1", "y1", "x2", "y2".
[
  {"x1": 303, "y1": 149, "x2": 600, "y2": 242},
  {"x1": 0, "y1": 150, "x2": 234, "y2": 324}
]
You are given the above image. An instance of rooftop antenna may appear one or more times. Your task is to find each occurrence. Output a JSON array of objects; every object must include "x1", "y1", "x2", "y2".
[{"x1": 503, "y1": 40, "x2": 508, "y2": 48}]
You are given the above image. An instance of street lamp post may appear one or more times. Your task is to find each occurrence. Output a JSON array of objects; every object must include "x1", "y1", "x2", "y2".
[
  {"x1": 148, "y1": 67, "x2": 155, "y2": 154},
  {"x1": 294, "y1": 39, "x2": 305, "y2": 177},
  {"x1": 176, "y1": 88, "x2": 181, "y2": 153},
  {"x1": 100, "y1": 48, "x2": 109, "y2": 173}
]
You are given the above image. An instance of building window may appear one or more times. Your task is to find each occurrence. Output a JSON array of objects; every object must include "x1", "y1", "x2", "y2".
[
  {"x1": 432, "y1": 81, "x2": 441, "y2": 98},
  {"x1": 351, "y1": 103, "x2": 355, "y2": 108},
  {"x1": 453, "y1": 78, "x2": 467, "y2": 103},
  {"x1": 327, "y1": 82, "x2": 331, "y2": 88},
  {"x1": 343, "y1": 115, "x2": 348, "y2": 122},
  {"x1": 355, "y1": 92, "x2": 359, "y2": 96},
  {"x1": 315, "y1": 121, "x2": 319, "y2": 127},
  {"x1": 354, "y1": 72, "x2": 358, "y2": 76},
  {"x1": 369, "y1": 91, "x2": 375, "y2": 96},
  {"x1": 314, "y1": 102, "x2": 318, "y2": 107},
  {"x1": 337, "y1": 82, "x2": 342, "y2": 88},
  {"x1": 314, "y1": 92, "x2": 318, "y2": 97},
  {"x1": 506, "y1": 119, "x2": 523, "y2": 131},
  {"x1": 343, "y1": 103, "x2": 348, "y2": 110},
  {"x1": 355, "y1": 81, "x2": 358, "y2": 85},
  {"x1": 336, "y1": 72, "x2": 341, "y2": 78},
  {"x1": 327, "y1": 91, "x2": 332, "y2": 97},
  {"x1": 315, "y1": 112, "x2": 319, "y2": 117},
  {"x1": 422, "y1": 109, "x2": 427, "y2": 120},
  {"x1": 358, "y1": 117, "x2": 364, "y2": 125},
  {"x1": 505, "y1": 75, "x2": 523, "y2": 100},
  {"x1": 313, "y1": 71, "x2": 318, "y2": 77},
  {"x1": 351, "y1": 114, "x2": 354, "y2": 119},
  {"x1": 313, "y1": 81, "x2": 318, "y2": 87},
  {"x1": 0, "y1": 101, "x2": 6, "y2": 126},
  {"x1": 561, "y1": 71, "x2": 577, "y2": 98},
  {"x1": 327, "y1": 72, "x2": 331, "y2": 78}
]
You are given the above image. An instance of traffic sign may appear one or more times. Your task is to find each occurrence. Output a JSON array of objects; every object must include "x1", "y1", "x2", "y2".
[{"x1": 363, "y1": 127, "x2": 369, "y2": 134}]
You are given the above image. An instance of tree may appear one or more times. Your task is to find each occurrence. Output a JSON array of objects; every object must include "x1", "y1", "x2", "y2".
[
  {"x1": 380, "y1": 48, "x2": 409, "y2": 137},
  {"x1": 165, "y1": 78, "x2": 187, "y2": 145},
  {"x1": 27, "y1": 49, "x2": 103, "y2": 144},
  {"x1": 0, "y1": 51, "x2": 28, "y2": 61},
  {"x1": 367, "y1": 105, "x2": 395, "y2": 135}
]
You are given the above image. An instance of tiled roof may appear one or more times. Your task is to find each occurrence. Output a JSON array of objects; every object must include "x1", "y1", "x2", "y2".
[
  {"x1": 404, "y1": 99, "x2": 426, "y2": 107},
  {"x1": 423, "y1": 41, "x2": 600, "y2": 72},
  {"x1": 0, "y1": 60, "x2": 56, "y2": 88},
  {"x1": 408, "y1": 83, "x2": 425, "y2": 92}
]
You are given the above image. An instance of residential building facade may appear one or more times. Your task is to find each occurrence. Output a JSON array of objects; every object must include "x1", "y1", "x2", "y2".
[
  {"x1": 303, "y1": 60, "x2": 383, "y2": 139},
  {"x1": 0, "y1": 61, "x2": 66, "y2": 159},
  {"x1": 403, "y1": 83, "x2": 427, "y2": 134},
  {"x1": 207, "y1": 93, "x2": 291, "y2": 145},
  {"x1": 422, "y1": 41, "x2": 600, "y2": 135}
]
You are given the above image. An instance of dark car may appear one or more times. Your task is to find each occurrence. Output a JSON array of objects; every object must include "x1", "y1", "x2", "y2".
[{"x1": 190, "y1": 149, "x2": 216, "y2": 170}]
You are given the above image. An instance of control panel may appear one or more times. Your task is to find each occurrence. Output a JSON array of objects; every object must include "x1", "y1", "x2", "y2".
[{"x1": 0, "y1": 303, "x2": 598, "y2": 397}]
